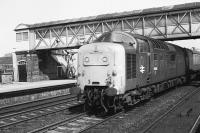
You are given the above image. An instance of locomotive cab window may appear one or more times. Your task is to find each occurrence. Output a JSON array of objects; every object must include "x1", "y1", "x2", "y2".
[
  {"x1": 136, "y1": 38, "x2": 150, "y2": 53},
  {"x1": 94, "y1": 32, "x2": 136, "y2": 48},
  {"x1": 121, "y1": 34, "x2": 135, "y2": 46},
  {"x1": 94, "y1": 32, "x2": 111, "y2": 42},
  {"x1": 112, "y1": 33, "x2": 136, "y2": 47}
]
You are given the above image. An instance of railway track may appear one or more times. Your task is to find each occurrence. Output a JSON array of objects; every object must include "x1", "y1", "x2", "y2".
[
  {"x1": 22, "y1": 82, "x2": 200, "y2": 133},
  {"x1": 0, "y1": 94, "x2": 84, "y2": 132},
  {"x1": 78, "y1": 83, "x2": 200, "y2": 133},
  {"x1": 0, "y1": 93, "x2": 75, "y2": 115},
  {"x1": 139, "y1": 84, "x2": 200, "y2": 133},
  {"x1": 28, "y1": 110, "x2": 125, "y2": 133},
  {"x1": 189, "y1": 113, "x2": 200, "y2": 133},
  {"x1": 1, "y1": 82, "x2": 199, "y2": 133}
]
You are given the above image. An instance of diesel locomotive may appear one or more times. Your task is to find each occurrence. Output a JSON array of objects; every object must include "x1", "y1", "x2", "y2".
[{"x1": 70, "y1": 31, "x2": 200, "y2": 113}]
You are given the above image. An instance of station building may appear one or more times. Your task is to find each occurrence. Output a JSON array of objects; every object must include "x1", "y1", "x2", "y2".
[{"x1": 14, "y1": 23, "x2": 79, "y2": 82}]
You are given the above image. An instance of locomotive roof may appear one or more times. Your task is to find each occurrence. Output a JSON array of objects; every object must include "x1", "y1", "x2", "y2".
[
  {"x1": 94, "y1": 31, "x2": 182, "y2": 52},
  {"x1": 15, "y1": 2, "x2": 200, "y2": 30},
  {"x1": 132, "y1": 32, "x2": 186, "y2": 52}
]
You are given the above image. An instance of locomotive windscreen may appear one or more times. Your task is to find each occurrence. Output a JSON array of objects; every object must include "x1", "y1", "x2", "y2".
[
  {"x1": 94, "y1": 32, "x2": 125, "y2": 43},
  {"x1": 94, "y1": 31, "x2": 136, "y2": 47},
  {"x1": 94, "y1": 32, "x2": 112, "y2": 42}
]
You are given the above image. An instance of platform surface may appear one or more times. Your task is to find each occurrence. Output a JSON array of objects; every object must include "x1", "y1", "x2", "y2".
[{"x1": 0, "y1": 80, "x2": 76, "y2": 94}]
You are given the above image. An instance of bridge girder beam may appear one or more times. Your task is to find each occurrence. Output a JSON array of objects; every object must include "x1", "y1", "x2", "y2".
[{"x1": 33, "y1": 8, "x2": 200, "y2": 50}]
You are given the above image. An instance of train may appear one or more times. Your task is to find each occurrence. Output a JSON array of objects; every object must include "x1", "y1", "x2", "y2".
[{"x1": 70, "y1": 31, "x2": 200, "y2": 113}]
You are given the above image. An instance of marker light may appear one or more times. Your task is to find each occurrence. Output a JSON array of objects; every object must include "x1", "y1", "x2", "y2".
[
  {"x1": 102, "y1": 57, "x2": 108, "y2": 62},
  {"x1": 84, "y1": 57, "x2": 89, "y2": 62}
]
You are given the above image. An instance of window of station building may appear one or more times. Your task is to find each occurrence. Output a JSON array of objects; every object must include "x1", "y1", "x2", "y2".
[
  {"x1": 16, "y1": 32, "x2": 28, "y2": 41},
  {"x1": 23, "y1": 32, "x2": 28, "y2": 41},
  {"x1": 136, "y1": 38, "x2": 150, "y2": 53},
  {"x1": 16, "y1": 33, "x2": 22, "y2": 41},
  {"x1": 126, "y1": 54, "x2": 136, "y2": 79}
]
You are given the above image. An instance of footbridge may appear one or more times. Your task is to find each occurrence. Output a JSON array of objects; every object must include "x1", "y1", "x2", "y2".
[{"x1": 15, "y1": 2, "x2": 200, "y2": 50}]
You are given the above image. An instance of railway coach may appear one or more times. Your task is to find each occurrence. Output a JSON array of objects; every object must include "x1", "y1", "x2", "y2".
[{"x1": 70, "y1": 31, "x2": 200, "y2": 113}]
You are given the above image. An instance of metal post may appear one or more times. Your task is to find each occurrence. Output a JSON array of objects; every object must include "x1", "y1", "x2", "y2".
[{"x1": 12, "y1": 49, "x2": 19, "y2": 82}]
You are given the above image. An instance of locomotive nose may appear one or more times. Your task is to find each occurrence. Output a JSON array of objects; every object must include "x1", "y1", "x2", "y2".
[
  {"x1": 85, "y1": 68, "x2": 109, "y2": 86},
  {"x1": 82, "y1": 47, "x2": 111, "y2": 86}
]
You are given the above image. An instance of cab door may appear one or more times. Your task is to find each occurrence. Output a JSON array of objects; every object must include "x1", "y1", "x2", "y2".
[{"x1": 136, "y1": 38, "x2": 151, "y2": 87}]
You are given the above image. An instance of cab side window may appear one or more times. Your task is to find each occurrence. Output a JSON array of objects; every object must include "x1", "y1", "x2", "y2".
[
  {"x1": 121, "y1": 34, "x2": 135, "y2": 46},
  {"x1": 136, "y1": 38, "x2": 150, "y2": 53},
  {"x1": 112, "y1": 33, "x2": 136, "y2": 48}
]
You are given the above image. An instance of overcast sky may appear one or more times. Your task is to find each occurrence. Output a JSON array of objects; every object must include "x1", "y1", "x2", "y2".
[{"x1": 0, "y1": 0, "x2": 199, "y2": 56}]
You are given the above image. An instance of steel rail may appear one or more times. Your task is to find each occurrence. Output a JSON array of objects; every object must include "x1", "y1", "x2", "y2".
[
  {"x1": 140, "y1": 87, "x2": 200, "y2": 133},
  {"x1": 189, "y1": 112, "x2": 200, "y2": 133},
  {"x1": 26, "y1": 84, "x2": 200, "y2": 133},
  {"x1": 79, "y1": 85, "x2": 200, "y2": 133},
  {"x1": 0, "y1": 97, "x2": 83, "y2": 128},
  {"x1": 0, "y1": 93, "x2": 73, "y2": 115},
  {"x1": 27, "y1": 113, "x2": 87, "y2": 133},
  {"x1": 27, "y1": 108, "x2": 125, "y2": 133},
  {"x1": 79, "y1": 111, "x2": 124, "y2": 133},
  {"x1": 78, "y1": 86, "x2": 200, "y2": 133},
  {"x1": 0, "y1": 96, "x2": 77, "y2": 120}
]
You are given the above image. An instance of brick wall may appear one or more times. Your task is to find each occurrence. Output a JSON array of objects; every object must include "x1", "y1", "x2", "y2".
[
  {"x1": 17, "y1": 51, "x2": 58, "y2": 82},
  {"x1": 38, "y1": 51, "x2": 58, "y2": 80}
]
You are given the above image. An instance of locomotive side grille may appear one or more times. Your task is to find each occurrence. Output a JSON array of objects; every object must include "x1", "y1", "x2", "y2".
[{"x1": 126, "y1": 54, "x2": 136, "y2": 79}]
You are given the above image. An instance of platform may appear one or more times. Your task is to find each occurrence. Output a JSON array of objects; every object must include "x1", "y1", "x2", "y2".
[
  {"x1": 0, "y1": 80, "x2": 76, "y2": 110},
  {"x1": 0, "y1": 79, "x2": 76, "y2": 94}
]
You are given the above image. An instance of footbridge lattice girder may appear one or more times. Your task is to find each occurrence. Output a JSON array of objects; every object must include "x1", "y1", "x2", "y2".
[{"x1": 32, "y1": 8, "x2": 200, "y2": 50}]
